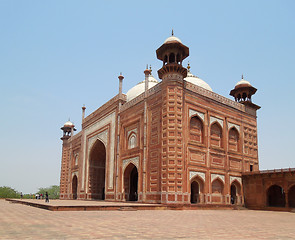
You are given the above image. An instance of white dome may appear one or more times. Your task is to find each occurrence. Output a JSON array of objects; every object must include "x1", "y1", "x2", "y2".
[
  {"x1": 64, "y1": 120, "x2": 74, "y2": 127},
  {"x1": 184, "y1": 68, "x2": 212, "y2": 91},
  {"x1": 235, "y1": 78, "x2": 251, "y2": 87},
  {"x1": 126, "y1": 75, "x2": 159, "y2": 101},
  {"x1": 164, "y1": 36, "x2": 182, "y2": 44}
]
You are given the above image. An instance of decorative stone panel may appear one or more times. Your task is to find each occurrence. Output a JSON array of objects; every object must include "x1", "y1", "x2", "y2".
[
  {"x1": 230, "y1": 176, "x2": 242, "y2": 185},
  {"x1": 189, "y1": 171, "x2": 206, "y2": 182},
  {"x1": 211, "y1": 173, "x2": 225, "y2": 183},
  {"x1": 228, "y1": 122, "x2": 240, "y2": 133},
  {"x1": 210, "y1": 116, "x2": 223, "y2": 127},
  {"x1": 123, "y1": 156, "x2": 139, "y2": 171},
  {"x1": 189, "y1": 109, "x2": 205, "y2": 122}
]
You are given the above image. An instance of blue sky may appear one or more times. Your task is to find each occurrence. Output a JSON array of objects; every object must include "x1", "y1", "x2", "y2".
[{"x1": 0, "y1": 0, "x2": 294, "y2": 194}]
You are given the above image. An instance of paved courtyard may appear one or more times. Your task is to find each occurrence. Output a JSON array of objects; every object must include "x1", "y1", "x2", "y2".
[{"x1": 0, "y1": 199, "x2": 294, "y2": 239}]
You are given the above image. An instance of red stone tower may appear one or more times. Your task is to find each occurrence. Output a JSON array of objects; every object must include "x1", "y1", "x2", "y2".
[
  {"x1": 60, "y1": 121, "x2": 76, "y2": 199},
  {"x1": 156, "y1": 32, "x2": 189, "y2": 203}
]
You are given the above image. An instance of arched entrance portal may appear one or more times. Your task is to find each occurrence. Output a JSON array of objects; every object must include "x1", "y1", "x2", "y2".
[
  {"x1": 191, "y1": 181, "x2": 200, "y2": 203},
  {"x1": 72, "y1": 175, "x2": 78, "y2": 200},
  {"x1": 230, "y1": 184, "x2": 236, "y2": 204},
  {"x1": 124, "y1": 164, "x2": 138, "y2": 201},
  {"x1": 288, "y1": 185, "x2": 295, "y2": 208},
  {"x1": 89, "y1": 140, "x2": 106, "y2": 200},
  {"x1": 267, "y1": 185, "x2": 285, "y2": 207},
  {"x1": 190, "y1": 177, "x2": 204, "y2": 204},
  {"x1": 230, "y1": 181, "x2": 241, "y2": 204}
]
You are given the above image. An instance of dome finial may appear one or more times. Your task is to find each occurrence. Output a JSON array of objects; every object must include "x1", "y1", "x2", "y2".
[
  {"x1": 187, "y1": 61, "x2": 191, "y2": 71},
  {"x1": 242, "y1": 74, "x2": 244, "y2": 79},
  {"x1": 149, "y1": 64, "x2": 152, "y2": 73},
  {"x1": 172, "y1": 28, "x2": 174, "y2": 36}
]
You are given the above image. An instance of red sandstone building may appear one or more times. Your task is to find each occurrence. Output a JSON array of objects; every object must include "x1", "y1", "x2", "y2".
[{"x1": 60, "y1": 34, "x2": 262, "y2": 205}]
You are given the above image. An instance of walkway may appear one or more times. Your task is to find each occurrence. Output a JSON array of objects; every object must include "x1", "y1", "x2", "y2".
[{"x1": 0, "y1": 199, "x2": 294, "y2": 239}]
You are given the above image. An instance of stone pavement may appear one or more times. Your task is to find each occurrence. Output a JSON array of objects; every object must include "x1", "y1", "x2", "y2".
[{"x1": 0, "y1": 199, "x2": 295, "y2": 239}]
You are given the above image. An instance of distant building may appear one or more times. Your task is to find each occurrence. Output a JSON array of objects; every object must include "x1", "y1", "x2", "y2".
[{"x1": 60, "y1": 33, "x2": 262, "y2": 205}]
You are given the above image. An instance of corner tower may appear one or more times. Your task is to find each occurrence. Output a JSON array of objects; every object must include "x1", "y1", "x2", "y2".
[
  {"x1": 60, "y1": 120, "x2": 76, "y2": 199},
  {"x1": 156, "y1": 31, "x2": 189, "y2": 80},
  {"x1": 157, "y1": 32, "x2": 190, "y2": 204}
]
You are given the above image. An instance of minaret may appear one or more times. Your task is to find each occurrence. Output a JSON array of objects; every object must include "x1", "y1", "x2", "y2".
[
  {"x1": 118, "y1": 73, "x2": 124, "y2": 98},
  {"x1": 82, "y1": 105, "x2": 86, "y2": 121},
  {"x1": 230, "y1": 75, "x2": 260, "y2": 110},
  {"x1": 156, "y1": 32, "x2": 189, "y2": 204},
  {"x1": 60, "y1": 120, "x2": 76, "y2": 199}
]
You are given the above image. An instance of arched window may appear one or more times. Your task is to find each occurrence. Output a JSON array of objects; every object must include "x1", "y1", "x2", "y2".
[
  {"x1": 228, "y1": 127, "x2": 239, "y2": 151},
  {"x1": 128, "y1": 133, "x2": 137, "y2": 149},
  {"x1": 164, "y1": 55, "x2": 168, "y2": 65},
  {"x1": 176, "y1": 53, "x2": 181, "y2": 64},
  {"x1": 169, "y1": 53, "x2": 175, "y2": 63},
  {"x1": 210, "y1": 122, "x2": 222, "y2": 147},
  {"x1": 75, "y1": 154, "x2": 79, "y2": 166},
  {"x1": 190, "y1": 116, "x2": 203, "y2": 143}
]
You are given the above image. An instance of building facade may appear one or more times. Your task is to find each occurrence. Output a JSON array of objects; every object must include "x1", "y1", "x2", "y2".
[{"x1": 60, "y1": 34, "x2": 260, "y2": 205}]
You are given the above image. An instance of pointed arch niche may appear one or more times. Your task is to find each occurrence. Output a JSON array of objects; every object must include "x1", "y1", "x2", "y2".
[
  {"x1": 210, "y1": 121, "x2": 223, "y2": 148},
  {"x1": 228, "y1": 126, "x2": 240, "y2": 152},
  {"x1": 189, "y1": 109, "x2": 205, "y2": 144},
  {"x1": 211, "y1": 174, "x2": 225, "y2": 204},
  {"x1": 124, "y1": 163, "x2": 138, "y2": 201},
  {"x1": 88, "y1": 139, "x2": 106, "y2": 200}
]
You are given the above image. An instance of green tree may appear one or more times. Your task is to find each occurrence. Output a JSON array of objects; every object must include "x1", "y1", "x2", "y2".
[
  {"x1": 0, "y1": 186, "x2": 20, "y2": 198},
  {"x1": 37, "y1": 185, "x2": 60, "y2": 199}
]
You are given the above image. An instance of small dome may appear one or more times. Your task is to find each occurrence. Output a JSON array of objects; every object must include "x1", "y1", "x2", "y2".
[
  {"x1": 64, "y1": 120, "x2": 74, "y2": 127},
  {"x1": 184, "y1": 65, "x2": 212, "y2": 91},
  {"x1": 164, "y1": 35, "x2": 182, "y2": 44},
  {"x1": 126, "y1": 75, "x2": 159, "y2": 101},
  {"x1": 235, "y1": 76, "x2": 252, "y2": 89}
]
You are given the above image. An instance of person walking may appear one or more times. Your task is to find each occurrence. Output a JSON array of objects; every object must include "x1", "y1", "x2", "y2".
[{"x1": 45, "y1": 192, "x2": 49, "y2": 203}]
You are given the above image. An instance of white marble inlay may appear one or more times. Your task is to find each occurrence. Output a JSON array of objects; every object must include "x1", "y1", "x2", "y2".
[
  {"x1": 211, "y1": 173, "x2": 225, "y2": 183},
  {"x1": 189, "y1": 109, "x2": 205, "y2": 122},
  {"x1": 228, "y1": 122, "x2": 240, "y2": 133},
  {"x1": 127, "y1": 128, "x2": 137, "y2": 137},
  {"x1": 123, "y1": 156, "x2": 139, "y2": 171},
  {"x1": 210, "y1": 116, "x2": 224, "y2": 127},
  {"x1": 189, "y1": 171, "x2": 206, "y2": 182},
  {"x1": 230, "y1": 176, "x2": 242, "y2": 185},
  {"x1": 82, "y1": 111, "x2": 116, "y2": 190},
  {"x1": 72, "y1": 171, "x2": 78, "y2": 178}
]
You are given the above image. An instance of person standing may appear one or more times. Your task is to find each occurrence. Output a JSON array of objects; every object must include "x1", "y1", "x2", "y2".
[{"x1": 45, "y1": 192, "x2": 49, "y2": 203}]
